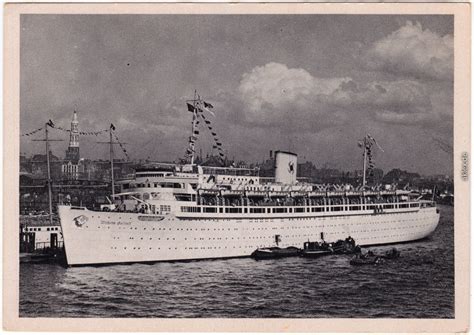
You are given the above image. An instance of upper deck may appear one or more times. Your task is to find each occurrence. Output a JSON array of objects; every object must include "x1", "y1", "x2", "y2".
[{"x1": 108, "y1": 157, "x2": 435, "y2": 221}]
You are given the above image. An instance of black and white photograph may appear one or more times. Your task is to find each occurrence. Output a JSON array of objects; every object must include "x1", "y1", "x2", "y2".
[{"x1": 3, "y1": 3, "x2": 470, "y2": 332}]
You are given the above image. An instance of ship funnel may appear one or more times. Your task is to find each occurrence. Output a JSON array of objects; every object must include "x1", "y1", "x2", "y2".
[{"x1": 274, "y1": 151, "x2": 297, "y2": 184}]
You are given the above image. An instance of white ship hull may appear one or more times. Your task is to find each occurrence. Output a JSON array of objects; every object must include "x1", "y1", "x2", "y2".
[{"x1": 58, "y1": 205, "x2": 440, "y2": 266}]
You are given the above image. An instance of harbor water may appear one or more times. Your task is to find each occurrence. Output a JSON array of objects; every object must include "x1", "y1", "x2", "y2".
[{"x1": 19, "y1": 205, "x2": 454, "y2": 318}]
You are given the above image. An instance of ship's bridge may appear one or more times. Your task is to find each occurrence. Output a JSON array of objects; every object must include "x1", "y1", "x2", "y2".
[{"x1": 135, "y1": 171, "x2": 173, "y2": 179}]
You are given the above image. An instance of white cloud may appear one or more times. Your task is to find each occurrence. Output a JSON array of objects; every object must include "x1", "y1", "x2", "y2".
[
  {"x1": 329, "y1": 79, "x2": 431, "y2": 115},
  {"x1": 239, "y1": 62, "x2": 349, "y2": 113},
  {"x1": 237, "y1": 62, "x2": 434, "y2": 128},
  {"x1": 366, "y1": 21, "x2": 453, "y2": 81}
]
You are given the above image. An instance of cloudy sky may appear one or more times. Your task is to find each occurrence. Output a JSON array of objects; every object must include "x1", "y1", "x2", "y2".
[{"x1": 20, "y1": 15, "x2": 453, "y2": 175}]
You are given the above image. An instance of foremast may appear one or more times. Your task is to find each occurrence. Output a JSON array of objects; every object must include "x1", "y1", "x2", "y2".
[{"x1": 184, "y1": 91, "x2": 224, "y2": 164}]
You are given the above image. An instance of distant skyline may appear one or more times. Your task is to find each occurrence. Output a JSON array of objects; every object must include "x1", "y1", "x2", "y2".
[{"x1": 20, "y1": 15, "x2": 454, "y2": 175}]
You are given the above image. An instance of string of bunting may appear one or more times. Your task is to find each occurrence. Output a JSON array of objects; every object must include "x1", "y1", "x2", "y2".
[
  {"x1": 50, "y1": 124, "x2": 111, "y2": 136},
  {"x1": 197, "y1": 105, "x2": 225, "y2": 159},
  {"x1": 184, "y1": 100, "x2": 225, "y2": 161},
  {"x1": 184, "y1": 104, "x2": 200, "y2": 160},
  {"x1": 21, "y1": 126, "x2": 44, "y2": 137},
  {"x1": 200, "y1": 114, "x2": 224, "y2": 158},
  {"x1": 183, "y1": 99, "x2": 226, "y2": 163},
  {"x1": 24, "y1": 119, "x2": 130, "y2": 160},
  {"x1": 185, "y1": 126, "x2": 200, "y2": 156},
  {"x1": 367, "y1": 144, "x2": 375, "y2": 177},
  {"x1": 358, "y1": 134, "x2": 380, "y2": 178},
  {"x1": 366, "y1": 134, "x2": 382, "y2": 178},
  {"x1": 184, "y1": 104, "x2": 194, "y2": 159},
  {"x1": 113, "y1": 132, "x2": 130, "y2": 161}
]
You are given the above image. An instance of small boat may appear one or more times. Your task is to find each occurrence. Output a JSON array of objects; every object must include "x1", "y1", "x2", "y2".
[
  {"x1": 301, "y1": 241, "x2": 333, "y2": 258},
  {"x1": 350, "y1": 254, "x2": 382, "y2": 266},
  {"x1": 381, "y1": 248, "x2": 400, "y2": 259},
  {"x1": 251, "y1": 246, "x2": 301, "y2": 260},
  {"x1": 350, "y1": 248, "x2": 391, "y2": 265},
  {"x1": 331, "y1": 238, "x2": 360, "y2": 255}
]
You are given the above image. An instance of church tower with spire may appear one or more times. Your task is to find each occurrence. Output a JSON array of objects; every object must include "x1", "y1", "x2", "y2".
[{"x1": 62, "y1": 111, "x2": 81, "y2": 180}]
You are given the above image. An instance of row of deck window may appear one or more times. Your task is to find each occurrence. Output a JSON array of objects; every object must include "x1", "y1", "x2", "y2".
[
  {"x1": 196, "y1": 195, "x2": 409, "y2": 207},
  {"x1": 181, "y1": 203, "x2": 419, "y2": 214},
  {"x1": 123, "y1": 182, "x2": 184, "y2": 190}
]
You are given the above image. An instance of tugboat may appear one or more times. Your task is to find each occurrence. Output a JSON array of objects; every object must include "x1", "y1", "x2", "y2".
[
  {"x1": 330, "y1": 236, "x2": 359, "y2": 254},
  {"x1": 301, "y1": 241, "x2": 333, "y2": 258},
  {"x1": 301, "y1": 236, "x2": 360, "y2": 258}
]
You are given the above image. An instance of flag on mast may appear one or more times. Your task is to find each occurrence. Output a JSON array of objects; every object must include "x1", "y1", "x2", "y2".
[
  {"x1": 202, "y1": 101, "x2": 215, "y2": 116},
  {"x1": 187, "y1": 103, "x2": 195, "y2": 113},
  {"x1": 367, "y1": 133, "x2": 384, "y2": 152},
  {"x1": 203, "y1": 101, "x2": 214, "y2": 108}
]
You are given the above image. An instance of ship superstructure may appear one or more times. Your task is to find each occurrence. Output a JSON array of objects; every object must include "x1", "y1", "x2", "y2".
[{"x1": 58, "y1": 95, "x2": 440, "y2": 266}]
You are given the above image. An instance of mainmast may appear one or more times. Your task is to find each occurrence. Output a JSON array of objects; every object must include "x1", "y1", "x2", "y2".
[
  {"x1": 32, "y1": 121, "x2": 63, "y2": 224},
  {"x1": 109, "y1": 125, "x2": 115, "y2": 196},
  {"x1": 45, "y1": 124, "x2": 53, "y2": 224}
]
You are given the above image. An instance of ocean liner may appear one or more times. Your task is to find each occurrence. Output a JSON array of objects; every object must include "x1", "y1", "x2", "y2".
[{"x1": 58, "y1": 95, "x2": 440, "y2": 266}]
